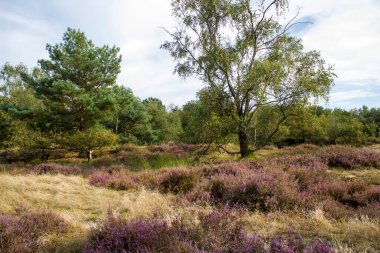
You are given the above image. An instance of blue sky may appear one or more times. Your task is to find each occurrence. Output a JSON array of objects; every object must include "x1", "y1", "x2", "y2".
[{"x1": 0, "y1": 0, "x2": 379, "y2": 109}]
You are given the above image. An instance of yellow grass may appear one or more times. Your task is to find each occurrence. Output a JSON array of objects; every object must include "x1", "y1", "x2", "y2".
[
  {"x1": 0, "y1": 174, "x2": 176, "y2": 227},
  {"x1": 329, "y1": 169, "x2": 380, "y2": 185},
  {"x1": 243, "y1": 209, "x2": 380, "y2": 252}
]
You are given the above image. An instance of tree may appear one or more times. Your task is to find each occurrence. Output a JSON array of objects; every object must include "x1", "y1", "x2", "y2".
[
  {"x1": 0, "y1": 63, "x2": 44, "y2": 119},
  {"x1": 25, "y1": 28, "x2": 122, "y2": 132},
  {"x1": 181, "y1": 87, "x2": 235, "y2": 147},
  {"x1": 162, "y1": 0, "x2": 335, "y2": 157},
  {"x1": 143, "y1": 98, "x2": 171, "y2": 144},
  {"x1": 280, "y1": 106, "x2": 328, "y2": 145},
  {"x1": 106, "y1": 86, "x2": 152, "y2": 144},
  {"x1": 62, "y1": 125, "x2": 117, "y2": 162},
  {"x1": 326, "y1": 110, "x2": 365, "y2": 145},
  {"x1": 0, "y1": 63, "x2": 50, "y2": 154}
]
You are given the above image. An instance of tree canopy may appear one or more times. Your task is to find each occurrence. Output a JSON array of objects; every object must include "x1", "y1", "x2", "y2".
[
  {"x1": 26, "y1": 28, "x2": 122, "y2": 132},
  {"x1": 162, "y1": 0, "x2": 335, "y2": 156}
]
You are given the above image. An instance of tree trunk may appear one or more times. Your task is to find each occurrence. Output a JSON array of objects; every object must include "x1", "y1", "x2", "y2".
[
  {"x1": 115, "y1": 114, "x2": 119, "y2": 134},
  {"x1": 238, "y1": 127, "x2": 250, "y2": 157},
  {"x1": 86, "y1": 150, "x2": 93, "y2": 163}
]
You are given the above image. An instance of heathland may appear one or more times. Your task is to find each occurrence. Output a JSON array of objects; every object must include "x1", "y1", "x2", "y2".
[{"x1": 1, "y1": 143, "x2": 379, "y2": 252}]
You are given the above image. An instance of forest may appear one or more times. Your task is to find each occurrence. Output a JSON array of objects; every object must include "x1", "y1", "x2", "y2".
[{"x1": 1, "y1": 0, "x2": 380, "y2": 253}]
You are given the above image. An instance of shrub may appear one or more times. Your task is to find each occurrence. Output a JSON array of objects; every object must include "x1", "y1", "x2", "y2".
[
  {"x1": 185, "y1": 159, "x2": 380, "y2": 215},
  {"x1": 89, "y1": 171, "x2": 137, "y2": 191},
  {"x1": 29, "y1": 163, "x2": 82, "y2": 175},
  {"x1": 0, "y1": 208, "x2": 67, "y2": 252},
  {"x1": 84, "y1": 216, "x2": 181, "y2": 253},
  {"x1": 269, "y1": 153, "x2": 327, "y2": 171},
  {"x1": 84, "y1": 209, "x2": 334, "y2": 253},
  {"x1": 158, "y1": 168, "x2": 198, "y2": 194},
  {"x1": 198, "y1": 164, "x2": 307, "y2": 212},
  {"x1": 320, "y1": 145, "x2": 380, "y2": 169}
]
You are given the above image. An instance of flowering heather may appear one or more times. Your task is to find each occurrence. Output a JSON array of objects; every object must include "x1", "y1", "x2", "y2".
[
  {"x1": 89, "y1": 171, "x2": 137, "y2": 191},
  {"x1": 186, "y1": 163, "x2": 311, "y2": 212},
  {"x1": 84, "y1": 216, "x2": 180, "y2": 253},
  {"x1": 0, "y1": 208, "x2": 67, "y2": 252},
  {"x1": 88, "y1": 144, "x2": 380, "y2": 218},
  {"x1": 269, "y1": 154, "x2": 327, "y2": 171},
  {"x1": 29, "y1": 163, "x2": 83, "y2": 175},
  {"x1": 319, "y1": 145, "x2": 380, "y2": 169},
  {"x1": 84, "y1": 209, "x2": 334, "y2": 253},
  {"x1": 186, "y1": 161, "x2": 379, "y2": 216}
]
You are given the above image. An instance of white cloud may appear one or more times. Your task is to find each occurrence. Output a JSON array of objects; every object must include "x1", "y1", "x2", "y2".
[
  {"x1": 331, "y1": 90, "x2": 376, "y2": 103},
  {"x1": 290, "y1": 0, "x2": 380, "y2": 85}
]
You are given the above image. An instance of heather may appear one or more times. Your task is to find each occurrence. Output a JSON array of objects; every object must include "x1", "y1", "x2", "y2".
[
  {"x1": 0, "y1": 207, "x2": 67, "y2": 252},
  {"x1": 30, "y1": 163, "x2": 83, "y2": 175},
  {"x1": 89, "y1": 171, "x2": 137, "y2": 191},
  {"x1": 320, "y1": 145, "x2": 380, "y2": 169},
  {"x1": 84, "y1": 209, "x2": 334, "y2": 253},
  {"x1": 0, "y1": 145, "x2": 379, "y2": 252},
  {"x1": 87, "y1": 145, "x2": 380, "y2": 219}
]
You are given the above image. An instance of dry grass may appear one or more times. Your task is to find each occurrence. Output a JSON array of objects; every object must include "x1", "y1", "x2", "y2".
[
  {"x1": 0, "y1": 174, "x2": 177, "y2": 227},
  {"x1": 369, "y1": 144, "x2": 380, "y2": 152},
  {"x1": 330, "y1": 169, "x2": 380, "y2": 185},
  {"x1": 243, "y1": 209, "x2": 380, "y2": 252}
]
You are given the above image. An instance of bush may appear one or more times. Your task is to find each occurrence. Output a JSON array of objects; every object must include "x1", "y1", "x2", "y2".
[
  {"x1": 269, "y1": 153, "x2": 327, "y2": 171},
  {"x1": 158, "y1": 168, "x2": 198, "y2": 194},
  {"x1": 320, "y1": 145, "x2": 380, "y2": 169},
  {"x1": 185, "y1": 158, "x2": 379, "y2": 216},
  {"x1": 84, "y1": 209, "x2": 334, "y2": 253},
  {"x1": 89, "y1": 171, "x2": 137, "y2": 191},
  {"x1": 0, "y1": 208, "x2": 67, "y2": 252},
  {"x1": 192, "y1": 163, "x2": 308, "y2": 212},
  {"x1": 84, "y1": 216, "x2": 180, "y2": 253},
  {"x1": 29, "y1": 163, "x2": 82, "y2": 175}
]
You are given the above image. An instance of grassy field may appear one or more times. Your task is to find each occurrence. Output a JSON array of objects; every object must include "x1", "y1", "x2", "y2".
[{"x1": 0, "y1": 143, "x2": 379, "y2": 252}]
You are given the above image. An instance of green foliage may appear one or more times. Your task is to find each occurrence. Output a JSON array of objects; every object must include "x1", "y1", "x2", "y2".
[
  {"x1": 0, "y1": 63, "x2": 44, "y2": 110},
  {"x1": 273, "y1": 106, "x2": 378, "y2": 146},
  {"x1": 162, "y1": 0, "x2": 335, "y2": 156},
  {"x1": 0, "y1": 63, "x2": 49, "y2": 151},
  {"x1": 26, "y1": 28, "x2": 122, "y2": 132},
  {"x1": 326, "y1": 110, "x2": 366, "y2": 144},
  {"x1": 1, "y1": 25, "x2": 379, "y2": 163},
  {"x1": 181, "y1": 88, "x2": 236, "y2": 145},
  {"x1": 106, "y1": 86, "x2": 153, "y2": 144},
  {"x1": 61, "y1": 125, "x2": 117, "y2": 161},
  {"x1": 143, "y1": 97, "x2": 180, "y2": 144}
]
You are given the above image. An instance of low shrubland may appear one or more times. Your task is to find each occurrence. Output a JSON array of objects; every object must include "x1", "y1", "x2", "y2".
[
  {"x1": 0, "y1": 207, "x2": 68, "y2": 252},
  {"x1": 84, "y1": 209, "x2": 334, "y2": 253},
  {"x1": 87, "y1": 145, "x2": 380, "y2": 219},
  {"x1": 0, "y1": 144, "x2": 379, "y2": 252}
]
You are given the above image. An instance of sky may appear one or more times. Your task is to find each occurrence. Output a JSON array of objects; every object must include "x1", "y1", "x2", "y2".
[{"x1": 0, "y1": 0, "x2": 379, "y2": 109}]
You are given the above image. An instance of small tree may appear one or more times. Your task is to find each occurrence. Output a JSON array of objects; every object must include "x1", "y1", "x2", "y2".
[{"x1": 63, "y1": 125, "x2": 117, "y2": 162}]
